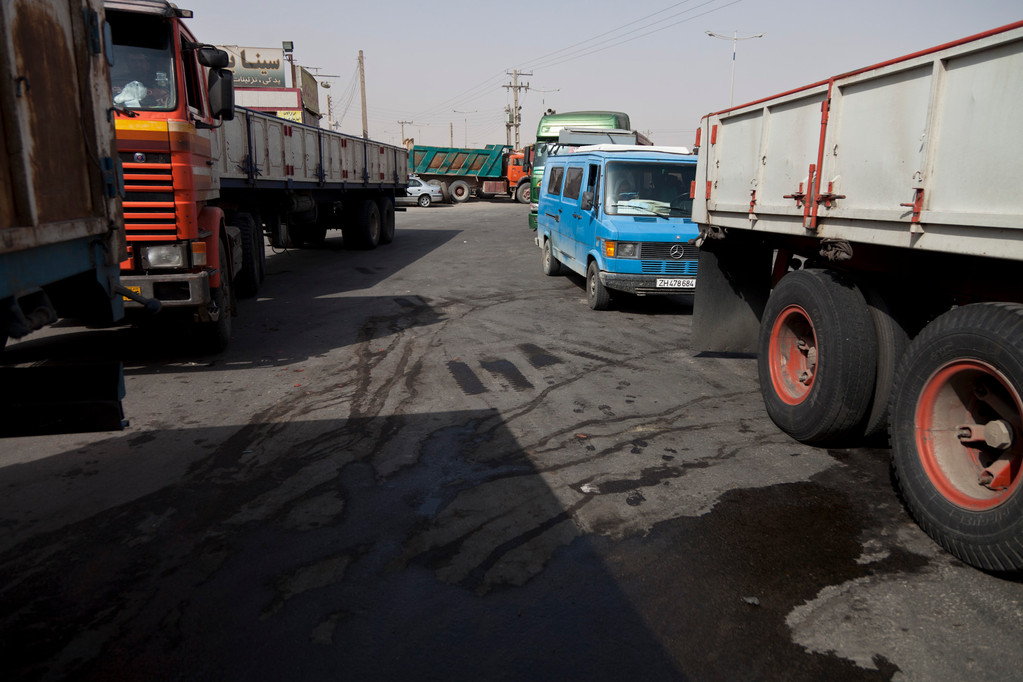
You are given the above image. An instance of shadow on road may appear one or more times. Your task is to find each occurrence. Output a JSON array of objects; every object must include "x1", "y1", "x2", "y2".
[{"x1": 0, "y1": 409, "x2": 684, "y2": 680}]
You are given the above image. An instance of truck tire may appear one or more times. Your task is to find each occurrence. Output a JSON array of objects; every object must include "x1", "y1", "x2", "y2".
[
  {"x1": 449, "y1": 180, "x2": 470, "y2": 203},
  {"x1": 516, "y1": 182, "x2": 530, "y2": 204},
  {"x1": 890, "y1": 303, "x2": 1023, "y2": 573},
  {"x1": 345, "y1": 199, "x2": 380, "y2": 250},
  {"x1": 378, "y1": 197, "x2": 395, "y2": 244},
  {"x1": 586, "y1": 260, "x2": 611, "y2": 310},
  {"x1": 757, "y1": 268, "x2": 877, "y2": 444},
  {"x1": 195, "y1": 235, "x2": 232, "y2": 354},
  {"x1": 417, "y1": 194, "x2": 431, "y2": 208},
  {"x1": 861, "y1": 284, "x2": 912, "y2": 441},
  {"x1": 232, "y1": 213, "x2": 260, "y2": 298},
  {"x1": 542, "y1": 238, "x2": 562, "y2": 276}
]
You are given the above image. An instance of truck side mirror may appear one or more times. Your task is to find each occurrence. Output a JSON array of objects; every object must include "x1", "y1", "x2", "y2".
[
  {"x1": 197, "y1": 47, "x2": 230, "y2": 69},
  {"x1": 581, "y1": 191, "x2": 594, "y2": 211},
  {"x1": 208, "y1": 68, "x2": 234, "y2": 121}
]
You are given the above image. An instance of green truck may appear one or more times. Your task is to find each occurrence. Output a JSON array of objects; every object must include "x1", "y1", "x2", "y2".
[
  {"x1": 409, "y1": 144, "x2": 530, "y2": 203},
  {"x1": 525, "y1": 111, "x2": 650, "y2": 231}
]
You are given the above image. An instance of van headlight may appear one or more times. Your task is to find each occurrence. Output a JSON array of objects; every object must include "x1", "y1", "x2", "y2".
[
  {"x1": 140, "y1": 244, "x2": 189, "y2": 268},
  {"x1": 617, "y1": 242, "x2": 639, "y2": 258}
]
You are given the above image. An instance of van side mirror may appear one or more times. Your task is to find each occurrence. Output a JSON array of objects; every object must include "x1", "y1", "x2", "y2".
[
  {"x1": 208, "y1": 68, "x2": 234, "y2": 120},
  {"x1": 581, "y1": 191, "x2": 594, "y2": 211},
  {"x1": 197, "y1": 47, "x2": 230, "y2": 69}
]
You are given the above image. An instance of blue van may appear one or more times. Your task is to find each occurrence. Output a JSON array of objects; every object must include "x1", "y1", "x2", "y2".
[{"x1": 537, "y1": 146, "x2": 699, "y2": 310}]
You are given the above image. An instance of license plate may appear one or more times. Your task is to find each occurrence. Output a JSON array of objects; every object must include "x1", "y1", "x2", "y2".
[
  {"x1": 122, "y1": 285, "x2": 141, "y2": 301},
  {"x1": 656, "y1": 278, "x2": 696, "y2": 289}
]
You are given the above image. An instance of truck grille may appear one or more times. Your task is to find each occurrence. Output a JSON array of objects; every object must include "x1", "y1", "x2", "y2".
[{"x1": 120, "y1": 152, "x2": 176, "y2": 241}]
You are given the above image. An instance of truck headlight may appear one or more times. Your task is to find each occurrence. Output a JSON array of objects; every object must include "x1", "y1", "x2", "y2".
[{"x1": 140, "y1": 244, "x2": 188, "y2": 269}]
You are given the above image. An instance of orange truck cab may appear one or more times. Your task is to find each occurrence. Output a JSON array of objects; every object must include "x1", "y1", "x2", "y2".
[{"x1": 106, "y1": 0, "x2": 237, "y2": 351}]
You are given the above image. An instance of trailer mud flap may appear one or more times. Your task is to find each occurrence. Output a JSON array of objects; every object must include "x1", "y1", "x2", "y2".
[
  {"x1": 0, "y1": 363, "x2": 128, "y2": 437},
  {"x1": 691, "y1": 235, "x2": 773, "y2": 354}
]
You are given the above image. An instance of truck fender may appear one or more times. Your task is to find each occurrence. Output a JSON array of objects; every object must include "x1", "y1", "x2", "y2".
[{"x1": 198, "y1": 206, "x2": 233, "y2": 289}]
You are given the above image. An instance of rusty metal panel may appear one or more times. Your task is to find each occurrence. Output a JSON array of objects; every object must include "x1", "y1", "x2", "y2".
[
  {"x1": 1, "y1": 0, "x2": 121, "y2": 251},
  {"x1": 13, "y1": 0, "x2": 94, "y2": 224}
]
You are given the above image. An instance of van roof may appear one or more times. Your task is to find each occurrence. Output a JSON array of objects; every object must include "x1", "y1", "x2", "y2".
[{"x1": 574, "y1": 144, "x2": 692, "y2": 155}]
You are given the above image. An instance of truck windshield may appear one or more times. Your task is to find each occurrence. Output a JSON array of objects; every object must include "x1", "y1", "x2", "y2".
[
  {"x1": 108, "y1": 12, "x2": 176, "y2": 111},
  {"x1": 604, "y1": 161, "x2": 696, "y2": 218}
]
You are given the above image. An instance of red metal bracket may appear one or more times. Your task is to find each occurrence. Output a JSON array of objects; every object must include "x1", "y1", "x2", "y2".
[
  {"x1": 749, "y1": 190, "x2": 757, "y2": 214},
  {"x1": 900, "y1": 188, "x2": 924, "y2": 223},
  {"x1": 816, "y1": 181, "x2": 846, "y2": 208},
  {"x1": 783, "y1": 182, "x2": 806, "y2": 208}
]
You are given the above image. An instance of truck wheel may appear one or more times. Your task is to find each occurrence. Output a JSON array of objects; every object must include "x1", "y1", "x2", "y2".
[
  {"x1": 233, "y1": 213, "x2": 260, "y2": 298},
  {"x1": 196, "y1": 235, "x2": 232, "y2": 354},
  {"x1": 449, "y1": 180, "x2": 470, "y2": 203},
  {"x1": 586, "y1": 260, "x2": 611, "y2": 310},
  {"x1": 890, "y1": 303, "x2": 1023, "y2": 573},
  {"x1": 516, "y1": 182, "x2": 530, "y2": 204},
  {"x1": 418, "y1": 194, "x2": 431, "y2": 208},
  {"x1": 378, "y1": 197, "x2": 395, "y2": 244},
  {"x1": 757, "y1": 268, "x2": 877, "y2": 444},
  {"x1": 861, "y1": 284, "x2": 912, "y2": 441},
  {"x1": 542, "y1": 239, "x2": 562, "y2": 276},
  {"x1": 346, "y1": 199, "x2": 380, "y2": 250}
]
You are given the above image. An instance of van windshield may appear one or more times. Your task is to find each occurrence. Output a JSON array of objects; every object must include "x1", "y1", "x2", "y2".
[{"x1": 604, "y1": 161, "x2": 696, "y2": 218}]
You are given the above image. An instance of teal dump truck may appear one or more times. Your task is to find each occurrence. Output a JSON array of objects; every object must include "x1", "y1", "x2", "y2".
[{"x1": 409, "y1": 144, "x2": 530, "y2": 203}]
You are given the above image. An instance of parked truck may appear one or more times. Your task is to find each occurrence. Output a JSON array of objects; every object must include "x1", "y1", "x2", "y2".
[
  {"x1": 409, "y1": 144, "x2": 529, "y2": 203},
  {"x1": 691, "y1": 21, "x2": 1023, "y2": 572},
  {"x1": 1, "y1": 0, "x2": 130, "y2": 435},
  {"x1": 527, "y1": 110, "x2": 650, "y2": 231},
  {"x1": 105, "y1": 0, "x2": 407, "y2": 353}
]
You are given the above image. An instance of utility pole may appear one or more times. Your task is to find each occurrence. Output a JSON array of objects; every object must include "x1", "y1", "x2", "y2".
[
  {"x1": 705, "y1": 30, "x2": 765, "y2": 107},
  {"x1": 450, "y1": 122, "x2": 453, "y2": 146},
  {"x1": 504, "y1": 105, "x2": 512, "y2": 147},
  {"x1": 358, "y1": 50, "x2": 368, "y2": 138},
  {"x1": 398, "y1": 119, "x2": 414, "y2": 147},
  {"x1": 503, "y1": 69, "x2": 531, "y2": 149}
]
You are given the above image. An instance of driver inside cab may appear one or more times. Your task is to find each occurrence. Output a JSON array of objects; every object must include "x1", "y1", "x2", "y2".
[{"x1": 112, "y1": 49, "x2": 172, "y2": 109}]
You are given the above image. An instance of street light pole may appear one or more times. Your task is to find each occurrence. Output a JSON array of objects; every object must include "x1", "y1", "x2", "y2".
[
  {"x1": 706, "y1": 30, "x2": 765, "y2": 107},
  {"x1": 452, "y1": 109, "x2": 475, "y2": 147}
]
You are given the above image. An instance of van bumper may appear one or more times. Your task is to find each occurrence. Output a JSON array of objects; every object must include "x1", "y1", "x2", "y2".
[{"x1": 599, "y1": 271, "x2": 697, "y2": 295}]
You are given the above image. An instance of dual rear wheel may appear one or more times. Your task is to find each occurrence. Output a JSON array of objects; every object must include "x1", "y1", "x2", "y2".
[{"x1": 759, "y1": 269, "x2": 1023, "y2": 572}]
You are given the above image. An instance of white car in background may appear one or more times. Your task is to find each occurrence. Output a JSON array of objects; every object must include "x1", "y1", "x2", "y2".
[{"x1": 401, "y1": 175, "x2": 444, "y2": 207}]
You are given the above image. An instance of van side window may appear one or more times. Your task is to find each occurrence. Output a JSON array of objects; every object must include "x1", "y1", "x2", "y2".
[
  {"x1": 547, "y1": 166, "x2": 564, "y2": 196},
  {"x1": 586, "y1": 164, "x2": 599, "y2": 202},
  {"x1": 563, "y1": 167, "x2": 583, "y2": 200}
]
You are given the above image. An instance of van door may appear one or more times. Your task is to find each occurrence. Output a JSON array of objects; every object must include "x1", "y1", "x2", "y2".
[
  {"x1": 570, "y1": 163, "x2": 601, "y2": 267},
  {"x1": 541, "y1": 163, "x2": 568, "y2": 258},
  {"x1": 557, "y1": 163, "x2": 586, "y2": 268}
]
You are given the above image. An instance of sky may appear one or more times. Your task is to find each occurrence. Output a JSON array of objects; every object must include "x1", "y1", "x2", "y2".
[{"x1": 180, "y1": 0, "x2": 1021, "y2": 149}]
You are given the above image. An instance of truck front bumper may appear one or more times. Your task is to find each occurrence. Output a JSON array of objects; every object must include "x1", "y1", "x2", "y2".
[
  {"x1": 120, "y1": 272, "x2": 211, "y2": 309},
  {"x1": 599, "y1": 271, "x2": 697, "y2": 295}
]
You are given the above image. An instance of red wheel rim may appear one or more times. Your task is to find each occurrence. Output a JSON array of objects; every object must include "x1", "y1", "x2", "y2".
[
  {"x1": 915, "y1": 360, "x2": 1023, "y2": 510},
  {"x1": 768, "y1": 304, "x2": 817, "y2": 405}
]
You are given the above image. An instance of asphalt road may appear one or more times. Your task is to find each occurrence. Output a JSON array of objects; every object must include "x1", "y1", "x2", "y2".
[{"x1": 1, "y1": 201, "x2": 1021, "y2": 681}]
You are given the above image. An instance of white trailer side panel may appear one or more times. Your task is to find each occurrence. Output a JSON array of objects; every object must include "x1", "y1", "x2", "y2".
[
  {"x1": 216, "y1": 108, "x2": 405, "y2": 188},
  {"x1": 695, "y1": 23, "x2": 1023, "y2": 260}
]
